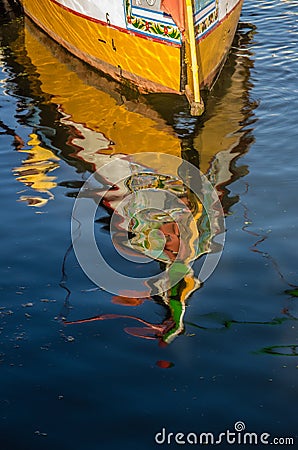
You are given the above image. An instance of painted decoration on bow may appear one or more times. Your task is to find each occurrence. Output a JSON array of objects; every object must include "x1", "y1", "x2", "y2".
[
  {"x1": 193, "y1": 0, "x2": 219, "y2": 39},
  {"x1": 126, "y1": 0, "x2": 181, "y2": 43}
]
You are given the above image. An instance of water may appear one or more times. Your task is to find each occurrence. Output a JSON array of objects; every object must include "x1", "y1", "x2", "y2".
[{"x1": 1, "y1": 1, "x2": 298, "y2": 449}]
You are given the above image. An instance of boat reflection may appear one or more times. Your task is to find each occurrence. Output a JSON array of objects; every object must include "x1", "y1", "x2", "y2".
[
  {"x1": 68, "y1": 152, "x2": 213, "y2": 343},
  {"x1": 9, "y1": 17, "x2": 257, "y2": 343}
]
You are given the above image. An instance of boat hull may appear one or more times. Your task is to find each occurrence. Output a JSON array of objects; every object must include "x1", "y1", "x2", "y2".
[{"x1": 20, "y1": 0, "x2": 243, "y2": 97}]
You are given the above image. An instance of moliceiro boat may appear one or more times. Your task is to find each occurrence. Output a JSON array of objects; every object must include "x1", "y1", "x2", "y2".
[{"x1": 19, "y1": 0, "x2": 244, "y2": 115}]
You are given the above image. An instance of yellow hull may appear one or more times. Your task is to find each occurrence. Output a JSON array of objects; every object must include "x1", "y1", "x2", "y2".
[
  {"x1": 21, "y1": 0, "x2": 243, "y2": 99},
  {"x1": 21, "y1": 0, "x2": 181, "y2": 94},
  {"x1": 196, "y1": 1, "x2": 244, "y2": 89}
]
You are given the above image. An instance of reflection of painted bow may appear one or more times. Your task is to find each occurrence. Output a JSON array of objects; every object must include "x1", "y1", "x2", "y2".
[
  {"x1": 64, "y1": 266, "x2": 200, "y2": 344},
  {"x1": 63, "y1": 294, "x2": 186, "y2": 344},
  {"x1": 64, "y1": 313, "x2": 173, "y2": 342}
]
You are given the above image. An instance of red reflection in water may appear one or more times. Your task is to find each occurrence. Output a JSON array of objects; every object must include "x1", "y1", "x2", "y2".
[{"x1": 156, "y1": 360, "x2": 174, "y2": 369}]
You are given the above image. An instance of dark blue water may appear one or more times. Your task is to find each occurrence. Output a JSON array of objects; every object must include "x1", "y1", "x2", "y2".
[{"x1": 1, "y1": 1, "x2": 297, "y2": 449}]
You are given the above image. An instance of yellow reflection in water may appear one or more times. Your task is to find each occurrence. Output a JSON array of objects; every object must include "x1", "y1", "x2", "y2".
[{"x1": 13, "y1": 133, "x2": 59, "y2": 206}]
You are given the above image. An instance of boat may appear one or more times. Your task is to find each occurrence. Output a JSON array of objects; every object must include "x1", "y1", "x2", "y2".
[
  {"x1": 18, "y1": 0, "x2": 244, "y2": 115},
  {"x1": 4, "y1": 16, "x2": 255, "y2": 343}
]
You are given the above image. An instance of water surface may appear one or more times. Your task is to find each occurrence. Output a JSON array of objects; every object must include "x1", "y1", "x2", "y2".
[{"x1": 0, "y1": 1, "x2": 297, "y2": 449}]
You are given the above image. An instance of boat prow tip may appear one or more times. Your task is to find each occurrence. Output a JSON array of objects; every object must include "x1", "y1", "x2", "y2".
[{"x1": 190, "y1": 100, "x2": 205, "y2": 117}]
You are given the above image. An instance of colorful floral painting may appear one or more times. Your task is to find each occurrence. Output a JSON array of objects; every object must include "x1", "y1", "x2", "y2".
[{"x1": 125, "y1": 0, "x2": 181, "y2": 43}]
